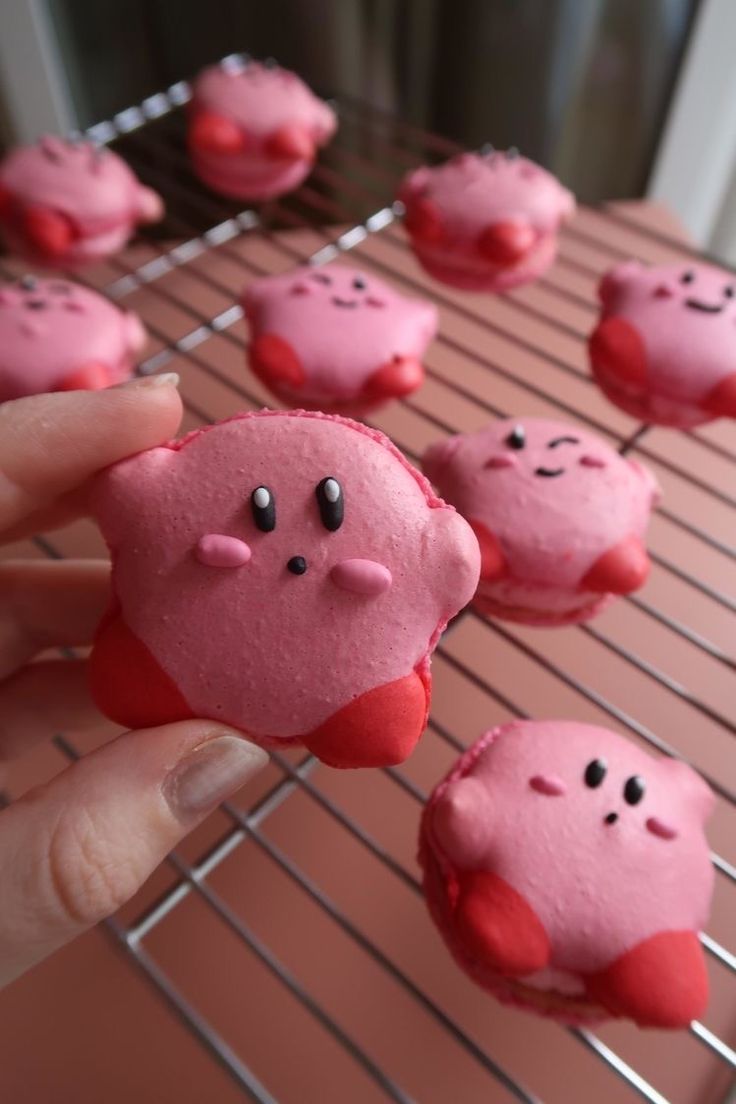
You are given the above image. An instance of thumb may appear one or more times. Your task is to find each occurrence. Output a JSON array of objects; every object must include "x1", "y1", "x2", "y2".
[{"x1": 0, "y1": 721, "x2": 268, "y2": 989}]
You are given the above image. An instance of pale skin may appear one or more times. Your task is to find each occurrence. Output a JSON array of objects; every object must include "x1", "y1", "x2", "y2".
[{"x1": 0, "y1": 376, "x2": 267, "y2": 989}]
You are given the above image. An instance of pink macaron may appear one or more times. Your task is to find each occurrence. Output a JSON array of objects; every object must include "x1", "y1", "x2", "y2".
[
  {"x1": 422, "y1": 417, "x2": 659, "y2": 625},
  {"x1": 242, "y1": 263, "x2": 438, "y2": 412},
  {"x1": 90, "y1": 409, "x2": 479, "y2": 769},
  {"x1": 399, "y1": 150, "x2": 575, "y2": 292},
  {"x1": 188, "y1": 58, "x2": 337, "y2": 201},
  {"x1": 0, "y1": 136, "x2": 163, "y2": 268},
  {"x1": 589, "y1": 260, "x2": 736, "y2": 427},
  {"x1": 420, "y1": 719, "x2": 714, "y2": 1027},
  {"x1": 0, "y1": 274, "x2": 145, "y2": 399}
]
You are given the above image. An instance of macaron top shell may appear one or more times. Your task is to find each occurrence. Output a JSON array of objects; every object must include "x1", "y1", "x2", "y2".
[
  {"x1": 0, "y1": 137, "x2": 159, "y2": 233},
  {"x1": 400, "y1": 152, "x2": 575, "y2": 244},
  {"x1": 192, "y1": 61, "x2": 336, "y2": 144}
]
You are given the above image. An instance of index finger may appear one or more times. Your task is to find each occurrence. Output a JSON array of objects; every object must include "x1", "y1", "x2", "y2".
[{"x1": 0, "y1": 375, "x2": 182, "y2": 538}]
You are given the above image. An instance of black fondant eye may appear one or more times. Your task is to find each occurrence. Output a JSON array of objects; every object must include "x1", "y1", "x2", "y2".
[
  {"x1": 316, "y1": 476, "x2": 344, "y2": 531},
  {"x1": 19, "y1": 275, "x2": 37, "y2": 291},
  {"x1": 680, "y1": 270, "x2": 695, "y2": 284},
  {"x1": 547, "y1": 436, "x2": 580, "y2": 449},
  {"x1": 725, "y1": 286, "x2": 735, "y2": 299},
  {"x1": 505, "y1": 425, "x2": 526, "y2": 450},
  {"x1": 251, "y1": 486, "x2": 275, "y2": 532},
  {"x1": 352, "y1": 276, "x2": 367, "y2": 290},
  {"x1": 584, "y1": 759, "x2": 607, "y2": 788},
  {"x1": 311, "y1": 272, "x2": 332, "y2": 285},
  {"x1": 623, "y1": 775, "x2": 646, "y2": 805}
]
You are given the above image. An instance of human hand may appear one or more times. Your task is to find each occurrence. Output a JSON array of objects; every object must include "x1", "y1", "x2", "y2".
[{"x1": 0, "y1": 378, "x2": 268, "y2": 989}]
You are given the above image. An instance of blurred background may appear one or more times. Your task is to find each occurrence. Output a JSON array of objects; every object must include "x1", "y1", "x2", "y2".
[{"x1": 2, "y1": 0, "x2": 736, "y2": 258}]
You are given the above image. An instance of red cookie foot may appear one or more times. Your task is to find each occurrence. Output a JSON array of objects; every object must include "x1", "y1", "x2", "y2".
[
  {"x1": 404, "y1": 197, "x2": 444, "y2": 243},
  {"x1": 301, "y1": 669, "x2": 429, "y2": 768},
  {"x1": 22, "y1": 204, "x2": 75, "y2": 258},
  {"x1": 582, "y1": 534, "x2": 650, "y2": 595},
  {"x1": 249, "y1": 333, "x2": 305, "y2": 390},
  {"x1": 58, "y1": 362, "x2": 113, "y2": 391},
  {"x1": 589, "y1": 317, "x2": 648, "y2": 385},
  {"x1": 454, "y1": 870, "x2": 551, "y2": 976},
  {"x1": 478, "y1": 220, "x2": 536, "y2": 265},
  {"x1": 704, "y1": 372, "x2": 736, "y2": 418},
  {"x1": 90, "y1": 604, "x2": 194, "y2": 730},
  {"x1": 0, "y1": 183, "x2": 13, "y2": 220},
  {"x1": 586, "y1": 930, "x2": 708, "y2": 1028},
  {"x1": 189, "y1": 111, "x2": 245, "y2": 156},
  {"x1": 468, "y1": 520, "x2": 506, "y2": 582},
  {"x1": 265, "y1": 124, "x2": 315, "y2": 161},
  {"x1": 363, "y1": 356, "x2": 424, "y2": 400}
]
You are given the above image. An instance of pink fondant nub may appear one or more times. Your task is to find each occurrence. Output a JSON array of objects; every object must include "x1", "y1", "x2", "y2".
[{"x1": 419, "y1": 719, "x2": 714, "y2": 1027}]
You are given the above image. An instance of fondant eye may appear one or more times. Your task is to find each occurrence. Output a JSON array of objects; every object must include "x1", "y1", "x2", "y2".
[
  {"x1": 250, "y1": 485, "x2": 275, "y2": 532},
  {"x1": 505, "y1": 425, "x2": 526, "y2": 450},
  {"x1": 316, "y1": 476, "x2": 344, "y2": 531},
  {"x1": 584, "y1": 759, "x2": 607, "y2": 788},
  {"x1": 352, "y1": 276, "x2": 367, "y2": 290},
  {"x1": 725, "y1": 286, "x2": 735, "y2": 298},
  {"x1": 547, "y1": 435, "x2": 580, "y2": 449},
  {"x1": 680, "y1": 270, "x2": 695, "y2": 284},
  {"x1": 623, "y1": 775, "x2": 646, "y2": 805},
  {"x1": 310, "y1": 272, "x2": 332, "y2": 285}
]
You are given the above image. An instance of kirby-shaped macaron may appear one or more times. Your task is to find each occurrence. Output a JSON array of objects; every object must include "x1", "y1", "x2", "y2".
[
  {"x1": 188, "y1": 58, "x2": 337, "y2": 201},
  {"x1": 589, "y1": 260, "x2": 736, "y2": 427},
  {"x1": 398, "y1": 150, "x2": 575, "y2": 292},
  {"x1": 242, "y1": 264, "x2": 438, "y2": 412},
  {"x1": 422, "y1": 417, "x2": 659, "y2": 625},
  {"x1": 0, "y1": 275, "x2": 145, "y2": 400},
  {"x1": 420, "y1": 720, "x2": 714, "y2": 1027},
  {"x1": 90, "y1": 409, "x2": 479, "y2": 768},
  {"x1": 0, "y1": 136, "x2": 163, "y2": 267}
]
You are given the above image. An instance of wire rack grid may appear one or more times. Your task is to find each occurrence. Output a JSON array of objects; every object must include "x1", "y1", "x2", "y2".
[{"x1": 0, "y1": 56, "x2": 734, "y2": 1104}]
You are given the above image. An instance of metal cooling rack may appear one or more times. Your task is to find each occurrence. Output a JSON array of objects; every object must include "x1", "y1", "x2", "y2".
[{"x1": 2, "y1": 54, "x2": 734, "y2": 1104}]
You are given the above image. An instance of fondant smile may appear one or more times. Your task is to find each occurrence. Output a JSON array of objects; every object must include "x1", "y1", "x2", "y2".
[
  {"x1": 684, "y1": 298, "x2": 725, "y2": 314},
  {"x1": 331, "y1": 296, "x2": 359, "y2": 308}
]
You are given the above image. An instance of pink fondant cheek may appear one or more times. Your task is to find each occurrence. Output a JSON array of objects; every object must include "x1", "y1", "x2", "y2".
[
  {"x1": 646, "y1": 816, "x2": 678, "y2": 840},
  {"x1": 195, "y1": 534, "x2": 252, "y2": 568},
  {"x1": 330, "y1": 558, "x2": 392, "y2": 596},
  {"x1": 653, "y1": 282, "x2": 676, "y2": 300},
  {"x1": 579, "y1": 454, "x2": 606, "y2": 469},
  {"x1": 484, "y1": 455, "x2": 516, "y2": 470},
  {"x1": 529, "y1": 774, "x2": 567, "y2": 796}
]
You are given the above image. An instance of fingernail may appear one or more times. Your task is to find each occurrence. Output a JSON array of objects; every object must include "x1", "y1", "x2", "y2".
[
  {"x1": 163, "y1": 733, "x2": 268, "y2": 822},
  {"x1": 114, "y1": 372, "x2": 180, "y2": 390}
]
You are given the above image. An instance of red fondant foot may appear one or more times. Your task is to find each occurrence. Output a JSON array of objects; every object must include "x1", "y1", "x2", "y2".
[
  {"x1": 404, "y1": 197, "x2": 444, "y2": 243},
  {"x1": 586, "y1": 931, "x2": 708, "y2": 1027},
  {"x1": 478, "y1": 220, "x2": 535, "y2": 265},
  {"x1": 189, "y1": 111, "x2": 245, "y2": 155},
  {"x1": 363, "y1": 356, "x2": 424, "y2": 400},
  {"x1": 455, "y1": 870, "x2": 551, "y2": 976},
  {"x1": 0, "y1": 183, "x2": 13, "y2": 220},
  {"x1": 90, "y1": 604, "x2": 194, "y2": 730},
  {"x1": 249, "y1": 333, "x2": 305, "y2": 390},
  {"x1": 58, "y1": 362, "x2": 113, "y2": 391},
  {"x1": 468, "y1": 520, "x2": 506, "y2": 582},
  {"x1": 301, "y1": 670, "x2": 429, "y2": 768},
  {"x1": 582, "y1": 534, "x2": 650, "y2": 594},
  {"x1": 589, "y1": 317, "x2": 647, "y2": 386},
  {"x1": 265, "y1": 124, "x2": 314, "y2": 161},
  {"x1": 704, "y1": 372, "x2": 736, "y2": 419},
  {"x1": 22, "y1": 204, "x2": 75, "y2": 258}
]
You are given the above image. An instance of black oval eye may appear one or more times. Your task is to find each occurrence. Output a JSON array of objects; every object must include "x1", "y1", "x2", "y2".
[
  {"x1": 352, "y1": 276, "x2": 367, "y2": 290},
  {"x1": 680, "y1": 270, "x2": 695, "y2": 284},
  {"x1": 725, "y1": 286, "x2": 735, "y2": 299},
  {"x1": 310, "y1": 272, "x2": 332, "y2": 286},
  {"x1": 251, "y1": 485, "x2": 275, "y2": 532},
  {"x1": 623, "y1": 775, "x2": 646, "y2": 805},
  {"x1": 505, "y1": 425, "x2": 526, "y2": 450},
  {"x1": 316, "y1": 476, "x2": 344, "y2": 531},
  {"x1": 584, "y1": 759, "x2": 607, "y2": 788}
]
